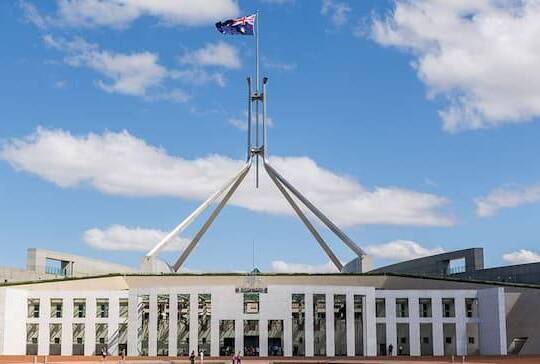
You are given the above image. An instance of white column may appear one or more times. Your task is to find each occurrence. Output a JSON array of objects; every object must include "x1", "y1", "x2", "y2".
[
  {"x1": 346, "y1": 293, "x2": 355, "y2": 357},
  {"x1": 61, "y1": 298, "x2": 73, "y2": 355},
  {"x1": 455, "y1": 296, "x2": 467, "y2": 355},
  {"x1": 364, "y1": 291, "x2": 377, "y2": 356},
  {"x1": 432, "y1": 294, "x2": 444, "y2": 356},
  {"x1": 385, "y1": 297, "x2": 397, "y2": 357},
  {"x1": 127, "y1": 293, "x2": 138, "y2": 356},
  {"x1": 189, "y1": 293, "x2": 198, "y2": 355},
  {"x1": 284, "y1": 300, "x2": 292, "y2": 356},
  {"x1": 259, "y1": 319, "x2": 268, "y2": 357},
  {"x1": 84, "y1": 318, "x2": 95, "y2": 356},
  {"x1": 409, "y1": 296, "x2": 420, "y2": 356},
  {"x1": 148, "y1": 293, "x2": 157, "y2": 356},
  {"x1": 38, "y1": 297, "x2": 50, "y2": 356},
  {"x1": 169, "y1": 293, "x2": 178, "y2": 357},
  {"x1": 235, "y1": 319, "x2": 243, "y2": 356},
  {"x1": 304, "y1": 293, "x2": 314, "y2": 357},
  {"x1": 210, "y1": 310, "x2": 219, "y2": 356},
  {"x1": 108, "y1": 296, "x2": 119, "y2": 356},
  {"x1": 325, "y1": 293, "x2": 334, "y2": 357}
]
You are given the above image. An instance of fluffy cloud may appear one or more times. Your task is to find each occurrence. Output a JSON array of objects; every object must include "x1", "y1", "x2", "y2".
[
  {"x1": 365, "y1": 240, "x2": 445, "y2": 261},
  {"x1": 22, "y1": 0, "x2": 239, "y2": 29},
  {"x1": 371, "y1": 0, "x2": 540, "y2": 132},
  {"x1": 271, "y1": 260, "x2": 338, "y2": 273},
  {"x1": 0, "y1": 127, "x2": 453, "y2": 227},
  {"x1": 179, "y1": 42, "x2": 241, "y2": 69},
  {"x1": 502, "y1": 249, "x2": 540, "y2": 265},
  {"x1": 44, "y1": 35, "x2": 189, "y2": 99},
  {"x1": 321, "y1": 0, "x2": 351, "y2": 28},
  {"x1": 84, "y1": 224, "x2": 189, "y2": 252},
  {"x1": 475, "y1": 184, "x2": 540, "y2": 217}
]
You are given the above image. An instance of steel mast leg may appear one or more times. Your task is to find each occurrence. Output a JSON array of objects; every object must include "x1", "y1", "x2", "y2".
[
  {"x1": 172, "y1": 162, "x2": 252, "y2": 271},
  {"x1": 145, "y1": 162, "x2": 252, "y2": 258},
  {"x1": 265, "y1": 163, "x2": 343, "y2": 271},
  {"x1": 264, "y1": 160, "x2": 366, "y2": 258}
]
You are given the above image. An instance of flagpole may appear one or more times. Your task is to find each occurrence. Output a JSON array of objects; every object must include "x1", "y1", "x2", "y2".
[
  {"x1": 255, "y1": 11, "x2": 260, "y2": 187},
  {"x1": 256, "y1": 11, "x2": 260, "y2": 93}
]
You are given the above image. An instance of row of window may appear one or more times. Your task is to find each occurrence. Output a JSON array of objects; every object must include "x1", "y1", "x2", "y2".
[
  {"x1": 27, "y1": 298, "x2": 128, "y2": 319},
  {"x1": 375, "y1": 297, "x2": 478, "y2": 318}
]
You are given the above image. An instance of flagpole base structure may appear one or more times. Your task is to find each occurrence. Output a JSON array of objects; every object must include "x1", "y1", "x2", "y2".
[{"x1": 141, "y1": 37, "x2": 371, "y2": 271}]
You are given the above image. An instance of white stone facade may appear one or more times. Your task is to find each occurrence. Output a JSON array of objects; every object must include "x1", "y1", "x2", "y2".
[{"x1": 0, "y1": 276, "x2": 508, "y2": 357}]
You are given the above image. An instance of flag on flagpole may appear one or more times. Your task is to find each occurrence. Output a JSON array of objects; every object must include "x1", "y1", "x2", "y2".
[{"x1": 216, "y1": 14, "x2": 256, "y2": 35}]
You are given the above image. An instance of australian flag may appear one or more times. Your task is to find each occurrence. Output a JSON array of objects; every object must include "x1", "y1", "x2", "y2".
[{"x1": 216, "y1": 14, "x2": 256, "y2": 35}]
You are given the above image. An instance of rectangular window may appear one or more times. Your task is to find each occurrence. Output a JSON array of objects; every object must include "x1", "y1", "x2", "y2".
[
  {"x1": 313, "y1": 294, "x2": 326, "y2": 356},
  {"x1": 198, "y1": 294, "x2": 211, "y2": 355},
  {"x1": 268, "y1": 320, "x2": 283, "y2": 357},
  {"x1": 419, "y1": 298, "x2": 432, "y2": 318},
  {"x1": 420, "y1": 323, "x2": 433, "y2": 356},
  {"x1": 72, "y1": 323, "x2": 85, "y2": 355},
  {"x1": 73, "y1": 299, "x2": 86, "y2": 318},
  {"x1": 375, "y1": 298, "x2": 386, "y2": 318},
  {"x1": 50, "y1": 299, "x2": 63, "y2": 318},
  {"x1": 334, "y1": 294, "x2": 347, "y2": 356},
  {"x1": 354, "y1": 295, "x2": 363, "y2": 356},
  {"x1": 244, "y1": 293, "x2": 260, "y2": 314},
  {"x1": 26, "y1": 324, "x2": 39, "y2": 355},
  {"x1": 157, "y1": 295, "x2": 170, "y2": 356},
  {"x1": 119, "y1": 298, "x2": 128, "y2": 319},
  {"x1": 118, "y1": 323, "x2": 128, "y2": 356},
  {"x1": 49, "y1": 323, "x2": 62, "y2": 355},
  {"x1": 442, "y1": 298, "x2": 455, "y2": 318},
  {"x1": 138, "y1": 295, "x2": 150, "y2": 356},
  {"x1": 291, "y1": 294, "x2": 305, "y2": 356},
  {"x1": 396, "y1": 298, "x2": 409, "y2": 318},
  {"x1": 95, "y1": 323, "x2": 108, "y2": 355},
  {"x1": 465, "y1": 298, "x2": 477, "y2": 318},
  {"x1": 177, "y1": 294, "x2": 190, "y2": 356},
  {"x1": 219, "y1": 320, "x2": 235, "y2": 356},
  {"x1": 396, "y1": 323, "x2": 410, "y2": 355},
  {"x1": 96, "y1": 298, "x2": 109, "y2": 318},
  {"x1": 243, "y1": 320, "x2": 259, "y2": 356},
  {"x1": 27, "y1": 298, "x2": 40, "y2": 319}
]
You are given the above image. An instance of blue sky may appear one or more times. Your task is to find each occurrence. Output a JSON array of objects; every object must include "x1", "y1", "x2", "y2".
[{"x1": 1, "y1": 0, "x2": 540, "y2": 273}]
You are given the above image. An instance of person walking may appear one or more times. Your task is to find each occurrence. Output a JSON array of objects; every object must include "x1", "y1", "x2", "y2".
[
  {"x1": 388, "y1": 344, "x2": 393, "y2": 356},
  {"x1": 189, "y1": 350, "x2": 195, "y2": 364}
]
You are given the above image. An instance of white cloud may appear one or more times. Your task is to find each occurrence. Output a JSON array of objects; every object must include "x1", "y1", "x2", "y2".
[
  {"x1": 371, "y1": 0, "x2": 540, "y2": 132},
  {"x1": 20, "y1": 1, "x2": 47, "y2": 29},
  {"x1": 44, "y1": 35, "x2": 185, "y2": 99},
  {"x1": 179, "y1": 42, "x2": 241, "y2": 69},
  {"x1": 365, "y1": 240, "x2": 445, "y2": 261},
  {"x1": 0, "y1": 127, "x2": 453, "y2": 227},
  {"x1": 83, "y1": 224, "x2": 189, "y2": 252},
  {"x1": 321, "y1": 0, "x2": 351, "y2": 28},
  {"x1": 227, "y1": 112, "x2": 274, "y2": 131},
  {"x1": 475, "y1": 184, "x2": 540, "y2": 217},
  {"x1": 21, "y1": 0, "x2": 239, "y2": 29},
  {"x1": 271, "y1": 260, "x2": 338, "y2": 273},
  {"x1": 169, "y1": 69, "x2": 226, "y2": 87},
  {"x1": 502, "y1": 249, "x2": 540, "y2": 265}
]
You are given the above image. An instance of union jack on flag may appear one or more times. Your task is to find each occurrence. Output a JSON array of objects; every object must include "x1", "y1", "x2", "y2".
[{"x1": 216, "y1": 14, "x2": 256, "y2": 35}]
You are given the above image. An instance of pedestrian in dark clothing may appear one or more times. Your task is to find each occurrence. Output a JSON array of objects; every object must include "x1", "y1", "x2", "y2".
[{"x1": 190, "y1": 350, "x2": 196, "y2": 364}]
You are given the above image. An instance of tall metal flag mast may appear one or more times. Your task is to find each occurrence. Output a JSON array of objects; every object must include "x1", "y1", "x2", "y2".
[{"x1": 142, "y1": 13, "x2": 370, "y2": 274}]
